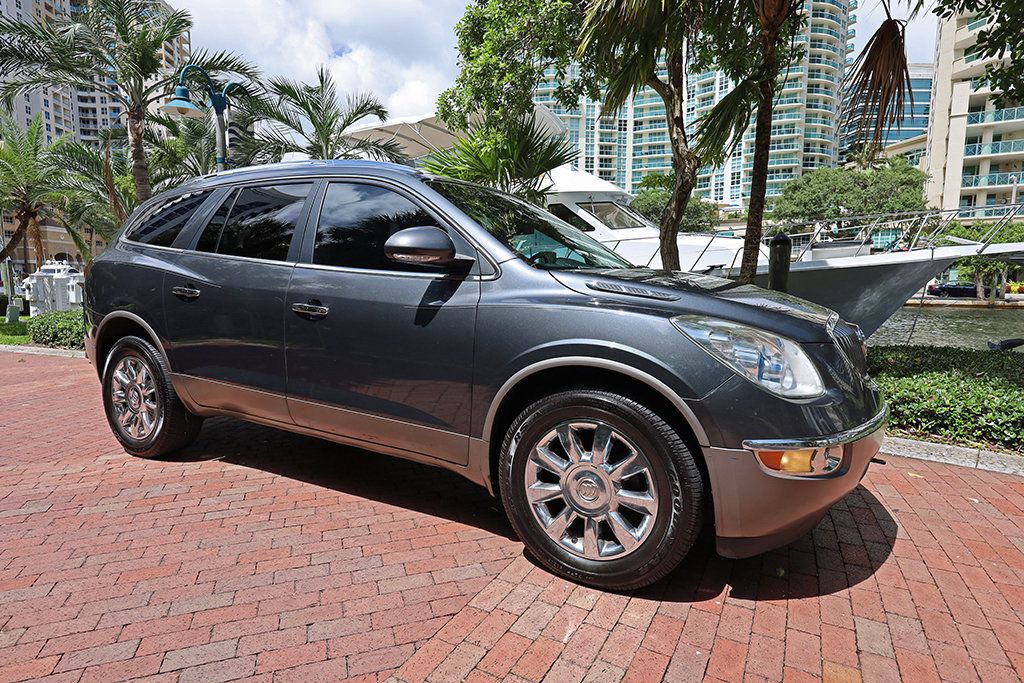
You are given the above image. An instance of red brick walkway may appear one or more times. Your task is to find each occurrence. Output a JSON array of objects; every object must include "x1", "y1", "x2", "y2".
[{"x1": 0, "y1": 351, "x2": 1022, "y2": 682}]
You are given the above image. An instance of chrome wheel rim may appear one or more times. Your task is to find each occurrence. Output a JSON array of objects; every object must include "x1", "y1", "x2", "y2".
[
  {"x1": 110, "y1": 355, "x2": 161, "y2": 441},
  {"x1": 523, "y1": 420, "x2": 659, "y2": 561}
]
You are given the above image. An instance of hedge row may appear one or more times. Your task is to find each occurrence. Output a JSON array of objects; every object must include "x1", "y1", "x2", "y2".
[
  {"x1": 26, "y1": 310, "x2": 86, "y2": 350},
  {"x1": 868, "y1": 345, "x2": 1024, "y2": 453}
]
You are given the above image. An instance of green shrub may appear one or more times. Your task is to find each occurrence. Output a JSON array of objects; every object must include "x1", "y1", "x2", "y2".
[
  {"x1": 0, "y1": 293, "x2": 7, "y2": 312},
  {"x1": 868, "y1": 345, "x2": 1024, "y2": 453},
  {"x1": 26, "y1": 309, "x2": 86, "y2": 349}
]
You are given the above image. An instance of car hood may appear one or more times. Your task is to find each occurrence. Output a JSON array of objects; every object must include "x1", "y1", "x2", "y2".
[{"x1": 549, "y1": 268, "x2": 838, "y2": 343}]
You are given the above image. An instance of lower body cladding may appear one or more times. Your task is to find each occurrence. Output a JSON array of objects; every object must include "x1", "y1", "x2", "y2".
[{"x1": 702, "y1": 407, "x2": 888, "y2": 558}]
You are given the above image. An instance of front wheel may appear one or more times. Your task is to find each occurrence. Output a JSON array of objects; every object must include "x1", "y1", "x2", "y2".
[
  {"x1": 102, "y1": 335, "x2": 203, "y2": 458},
  {"x1": 499, "y1": 390, "x2": 704, "y2": 590}
]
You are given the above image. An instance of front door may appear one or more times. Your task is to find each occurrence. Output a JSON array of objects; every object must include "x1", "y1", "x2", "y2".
[
  {"x1": 163, "y1": 181, "x2": 315, "y2": 421},
  {"x1": 285, "y1": 180, "x2": 480, "y2": 464}
]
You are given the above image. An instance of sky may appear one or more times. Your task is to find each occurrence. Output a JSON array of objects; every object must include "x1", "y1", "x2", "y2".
[{"x1": 177, "y1": 0, "x2": 940, "y2": 121}]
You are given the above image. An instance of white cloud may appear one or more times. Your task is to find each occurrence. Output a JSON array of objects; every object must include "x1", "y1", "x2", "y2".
[{"x1": 174, "y1": 0, "x2": 465, "y2": 120}]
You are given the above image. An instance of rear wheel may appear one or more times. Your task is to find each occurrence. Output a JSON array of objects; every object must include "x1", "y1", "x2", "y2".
[
  {"x1": 102, "y1": 335, "x2": 202, "y2": 458},
  {"x1": 499, "y1": 389, "x2": 704, "y2": 590}
]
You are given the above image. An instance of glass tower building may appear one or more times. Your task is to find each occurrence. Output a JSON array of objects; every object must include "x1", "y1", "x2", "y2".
[
  {"x1": 839, "y1": 62, "x2": 934, "y2": 161},
  {"x1": 532, "y1": 0, "x2": 858, "y2": 207}
]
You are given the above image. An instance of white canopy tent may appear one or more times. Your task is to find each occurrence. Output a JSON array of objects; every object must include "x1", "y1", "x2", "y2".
[{"x1": 346, "y1": 106, "x2": 569, "y2": 161}]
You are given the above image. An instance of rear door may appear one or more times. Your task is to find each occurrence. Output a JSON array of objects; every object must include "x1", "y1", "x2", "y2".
[
  {"x1": 163, "y1": 181, "x2": 315, "y2": 422},
  {"x1": 284, "y1": 179, "x2": 481, "y2": 464}
]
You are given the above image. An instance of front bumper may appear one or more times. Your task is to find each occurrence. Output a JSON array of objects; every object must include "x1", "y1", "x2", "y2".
[{"x1": 704, "y1": 406, "x2": 887, "y2": 558}]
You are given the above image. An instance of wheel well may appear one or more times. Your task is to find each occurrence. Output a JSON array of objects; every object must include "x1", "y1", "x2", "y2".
[
  {"x1": 95, "y1": 316, "x2": 159, "y2": 376},
  {"x1": 487, "y1": 365, "x2": 709, "y2": 497}
]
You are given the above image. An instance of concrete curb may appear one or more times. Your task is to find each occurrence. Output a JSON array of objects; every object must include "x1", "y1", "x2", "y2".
[
  {"x1": 0, "y1": 344, "x2": 86, "y2": 359},
  {"x1": 881, "y1": 436, "x2": 1024, "y2": 476}
]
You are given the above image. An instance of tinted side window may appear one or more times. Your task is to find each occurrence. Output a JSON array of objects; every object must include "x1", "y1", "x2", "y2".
[
  {"x1": 313, "y1": 183, "x2": 442, "y2": 269},
  {"x1": 124, "y1": 190, "x2": 209, "y2": 246},
  {"x1": 200, "y1": 183, "x2": 312, "y2": 262},
  {"x1": 195, "y1": 191, "x2": 237, "y2": 253}
]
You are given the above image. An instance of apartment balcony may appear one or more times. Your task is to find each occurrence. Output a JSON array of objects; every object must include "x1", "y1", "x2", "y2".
[
  {"x1": 966, "y1": 106, "x2": 1024, "y2": 133},
  {"x1": 964, "y1": 139, "x2": 1024, "y2": 158},
  {"x1": 955, "y1": 16, "x2": 990, "y2": 49},
  {"x1": 808, "y1": 56, "x2": 841, "y2": 71},
  {"x1": 953, "y1": 50, "x2": 1010, "y2": 79},
  {"x1": 810, "y1": 10, "x2": 843, "y2": 26},
  {"x1": 812, "y1": 0, "x2": 845, "y2": 12},
  {"x1": 808, "y1": 40, "x2": 842, "y2": 56},
  {"x1": 961, "y1": 172, "x2": 1022, "y2": 189},
  {"x1": 810, "y1": 26, "x2": 844, "y2": 40},
  {"x1": 804, "y1": 116, "x2": 833, "y2": 127},
  {"x1": 807, "y1": 70, "x2": 838, "y2": 84}
]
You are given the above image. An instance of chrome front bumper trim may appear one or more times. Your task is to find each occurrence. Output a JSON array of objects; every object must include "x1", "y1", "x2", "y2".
[{"x1": 741, "y1": 404, "x2": 889, "y2": 451}]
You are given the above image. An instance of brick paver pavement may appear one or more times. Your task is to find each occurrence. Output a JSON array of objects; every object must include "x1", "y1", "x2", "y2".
[{"x1": 0, "y1": 351, "x2": 1022, "y2": 682}]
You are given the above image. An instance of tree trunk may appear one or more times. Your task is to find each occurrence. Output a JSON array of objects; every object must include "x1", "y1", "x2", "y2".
[
  {"x1": 127, "y1": 108, "x2": 153, "y2": 203},
  {"x1": 27, "y1": 213, "x2": 44, "y2": 271},
  {"x1": 975, "y1": 272, "x2": 985, "y2": 300},
  {"x1": 659, "y1": 154, "x2": 699, "y2": 271},
  {"x1": 740, "y1": 43, "x2": 779, "y2": 284},
  {"x1": 653, "y1": 51, "x2": 699, "y2": 272},
  {"x1": 0, "y1": 220, "x2": 26, "y2": 263}
]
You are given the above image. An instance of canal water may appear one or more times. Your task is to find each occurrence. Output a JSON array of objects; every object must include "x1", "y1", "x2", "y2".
[{"x1": 870, "y1": 305, "x2": 1024, "y2": 350}]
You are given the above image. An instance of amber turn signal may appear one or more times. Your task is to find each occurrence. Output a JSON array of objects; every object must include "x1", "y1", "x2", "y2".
[{"x1": 755, "y1": 449, "x2": 817, "y2": 474}]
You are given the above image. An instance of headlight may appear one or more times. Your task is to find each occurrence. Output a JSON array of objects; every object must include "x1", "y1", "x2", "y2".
[{"x1": 671, "y1": 315, "x2": 825, "y2": 399}]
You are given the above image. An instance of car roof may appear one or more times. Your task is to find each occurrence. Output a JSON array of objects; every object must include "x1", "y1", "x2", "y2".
[{"x1": 177, "y1": 159, "x2": 422, "y2": 192}]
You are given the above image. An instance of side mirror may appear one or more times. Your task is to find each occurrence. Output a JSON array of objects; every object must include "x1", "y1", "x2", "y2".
[{"x1": 384, "y1": 226, "x2": 457, "y2": 267}]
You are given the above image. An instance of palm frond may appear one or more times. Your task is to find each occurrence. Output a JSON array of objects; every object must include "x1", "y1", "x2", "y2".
[
  {"x1": 842, "y1": 12, "x2": 911, "y2": 146},
  {"x1": 693, "y1": 77, "x2": 759, "y2": 166}
]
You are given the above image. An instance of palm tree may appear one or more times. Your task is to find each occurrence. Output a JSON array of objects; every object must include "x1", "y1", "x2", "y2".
[
  {"x1": 421, "y1": 116, "x2": 578, "y2": 205},
  {"x1": 577, "y1": 0, "x2": 743, "y2": 270},
  {"x1": 0, "y1": 113, "x2": 66, "y2": 269},
  {"x1": 145, "y1": 114, "x2": 220, "y2": 188},
  {"x1": 693, "y1": 0, "x2": 804, "y2": 282},
  {"x1": 236, "y1": 66, "x2": 406, "y2": 164},
  {"x1": 47, "y1": 139, "x2": 136, "y2": 254},
  {"x1": 0, "y1": 0, "x2": 257, "y2": 202}
]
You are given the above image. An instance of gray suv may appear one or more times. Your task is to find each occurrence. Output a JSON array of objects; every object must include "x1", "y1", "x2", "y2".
[{"x1": 85, "y1": 160, "x2": 886, "y2": 590}]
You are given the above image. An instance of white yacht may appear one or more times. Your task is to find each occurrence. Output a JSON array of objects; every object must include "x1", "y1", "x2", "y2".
[{"x1": 348, "y1": 112, "x2": 1024, "y2": 336}]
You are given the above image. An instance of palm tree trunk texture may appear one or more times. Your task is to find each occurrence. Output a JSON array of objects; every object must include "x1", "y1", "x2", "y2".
[
  {"x1": 127, "y1": 109, "x2": 153, "y2": 203},
  {"x1": 0, "y1": 222, "x2": 26, "y2": 263},
  {"x1": 740, "y1": 46, "x2": 780, "y2": 284},
  {"x1": 28, "y1": 214, "x2": 44, "y2": 270},
  {"x1": 654, "y1": 52, "x2": 700, "y2": 272}
]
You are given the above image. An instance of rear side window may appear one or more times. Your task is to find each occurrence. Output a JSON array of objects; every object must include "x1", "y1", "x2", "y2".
[
  {"x1": 193, "y1": 183, "x2": 312, "y2": 262},
  {"x1": 124, "y1": 190, "x2": 209, "y2": 247},
  {"x1": 312, "y1": 182, "x2": 442, "y2": 269}
]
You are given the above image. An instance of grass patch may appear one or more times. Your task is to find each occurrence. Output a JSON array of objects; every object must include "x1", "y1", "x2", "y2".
[
  {"x1": 868, "y1": 345, "x2": 1024, "y2": 454},
  {"x1": 0, "y1": 318, "x2": 29, "y2": 346}
]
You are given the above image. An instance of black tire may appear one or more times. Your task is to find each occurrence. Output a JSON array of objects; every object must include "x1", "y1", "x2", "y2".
[
  {"x1": 101, "y1": 335, "x2": 203, "y2": 458},
  {"x1": 499, "y1": 389, "x2": 703, "y2": 590}
]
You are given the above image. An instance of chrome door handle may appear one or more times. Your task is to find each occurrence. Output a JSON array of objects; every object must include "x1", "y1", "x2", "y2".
[
  {"x1": 171, "y1": 286, "x2": 200, "y2": 301},
  {"x1": 292, "y1": 302, "x2": 329, "y2": 319}
]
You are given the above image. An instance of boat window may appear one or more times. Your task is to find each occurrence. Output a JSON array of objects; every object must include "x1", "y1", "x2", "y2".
[
  {"x1": 548, "y1": 203, "x2": 594, "y2": 232},
  {"x1": 577, "y1": 201, "x2": 648, "y2": 230},
  {"x1": 427, "y1": 179, "x2": 633, "y2": 270}
]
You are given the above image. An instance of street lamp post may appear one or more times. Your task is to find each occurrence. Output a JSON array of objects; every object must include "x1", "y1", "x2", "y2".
[{"x1": 160, "y1": 64, "x2": 242, "y2": 172}]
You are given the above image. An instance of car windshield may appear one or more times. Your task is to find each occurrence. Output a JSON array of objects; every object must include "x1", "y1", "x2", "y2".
[
  {"x1": 426, "y1": 179, "x2": 634, "y2": 270},
  {"x1": 577, "y1": 201, "x2": 650, "y2": 230}
]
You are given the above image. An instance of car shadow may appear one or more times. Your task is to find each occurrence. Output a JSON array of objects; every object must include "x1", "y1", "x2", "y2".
[
  {"x1": 172, "y1": 416, "x2": 517, "y2": 541},
  {"x1": 174, "y1": 417, "x2": 897, "y2": 600}
]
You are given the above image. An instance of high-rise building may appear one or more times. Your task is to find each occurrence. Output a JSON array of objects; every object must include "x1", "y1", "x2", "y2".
[
  {"x1": 925, "y1": 15, "x2": 1021, "y2": 214},
  {"x1": 0, "y1": 0, "x2": 189, "y2": 274},
  {"x1": 533, "y1": 0, "x2": 858, "y2": 206},
  {"x1": 839, "y1": 62, "x2": 933, "y2": 162}
]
